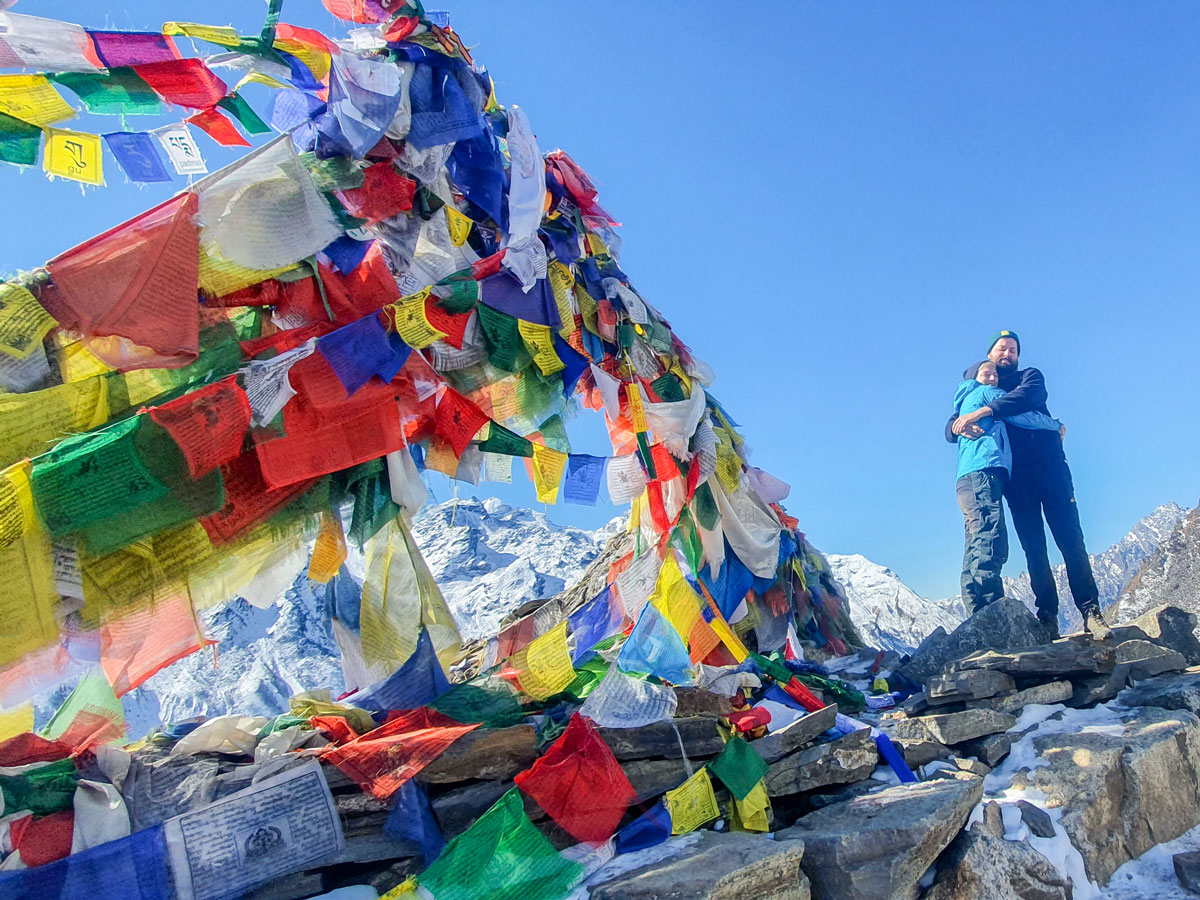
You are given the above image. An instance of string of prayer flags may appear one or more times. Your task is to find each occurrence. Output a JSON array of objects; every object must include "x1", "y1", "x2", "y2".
[
  {"x1": 508, "y1": 621, "x2": 575, "y2": 700},
  {"x1": 513, "y1": 714, "x2": 635, "y2": 844},
  {"x1": 324, "y1": 706, "x2": 479, "y2": 800},
  {"x1": 664, "y1": 767, "x2": 720, "y2": 835},
  {"x1": 43, "y1": 128, "x2": 103, "y2": 185},
  {"x1": 417, "y1": 789, "x2": 584, "y2": 900}
]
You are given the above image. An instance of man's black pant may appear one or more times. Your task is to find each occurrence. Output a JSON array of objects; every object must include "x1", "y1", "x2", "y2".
[
  {"x1": 957, "y1": 468, "x2": 1008, "y2": 615},
  {"x1": 1005, "y1": 455, "x2": 1099, "y2": 623}
]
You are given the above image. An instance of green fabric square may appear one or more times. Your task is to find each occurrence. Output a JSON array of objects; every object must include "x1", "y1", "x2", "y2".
[{"x1": 708, "y1": 736, "x2": 768, "y2": 800}]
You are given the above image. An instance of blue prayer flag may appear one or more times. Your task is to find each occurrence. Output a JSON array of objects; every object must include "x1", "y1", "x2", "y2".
[
  {"x1": 554, "y1": 333, "x2": 589, "y2": 398},
  {"x1": 563, "y1": 454, "x2": 605, "y2": 506},
  {"x1": 317, "y1": 313, "x2": 411, "y2": 396},
  {"x1": 0, "y1": 824, "x2": 171, "y2": 900},
  {"x1": 617, "y1": 603, "x2": 694, "y2": 685},
  {"x1": 385, "y1": 779, "x2": 445, "y2": 865},
  {"x1": 349, "y1": 626, "x2": 450, "y2": 721},
  {"x1": 103, "y1": 132, "x2": 170, "y2": 183},
  {"x1": 567, "y1": 585, "x2": 622, "y2": 663},
  {"x1": 615, "y1": 801, "x2": 672, "y2": 855},
  {"x1": 320, "y1": 235, "x2": 373, "y2": 275}
]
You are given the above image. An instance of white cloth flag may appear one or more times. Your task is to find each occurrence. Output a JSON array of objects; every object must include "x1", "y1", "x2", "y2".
[
  {"x1": 614, "y1": 548, "x2": 660, "y2": 620},
  {"x1": 0, "y1": 12, "x2": 101, "y2": 72},
  {"x1": 606, "y1": 452, "x2": 645, "y2": 505},
  {"x1": 505, "y1": 105, "x2": 546, "y2": 247},
  {"x1": 580, "y1": 664, "x2": 677, "y2": 728},
  {"x1": 591, "y1": 364, "x2": 622, "y2": 423},
  {"x1": 711, "y1": 477, "x2": 781, "y2": 579},
  {"x1": 155, "y1": 123, "x2": 208, "y2": 175},
  {"x1": 641, "y1": 384, "x2": 707, "y2": 458},
  {"x1": 243, "y1": 338, "x2": 316, "y2": 426}
]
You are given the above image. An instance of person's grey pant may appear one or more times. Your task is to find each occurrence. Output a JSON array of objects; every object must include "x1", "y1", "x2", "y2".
[{"x1": 957, "y1": 467, "x2": 1009, "y2": 615}]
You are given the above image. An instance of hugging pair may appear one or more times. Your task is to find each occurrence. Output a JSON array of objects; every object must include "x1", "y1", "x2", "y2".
[{"x1": 947, "y1": 330, "x2": 1109, "y2": 641}]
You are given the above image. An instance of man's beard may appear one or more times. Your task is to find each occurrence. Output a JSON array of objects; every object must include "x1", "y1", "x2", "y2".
[{"x1": 995, "y1": 358, "x2": 1017, "y2": 372}]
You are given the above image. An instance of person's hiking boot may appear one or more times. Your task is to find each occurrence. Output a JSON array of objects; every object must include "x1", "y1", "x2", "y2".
[
  {"x1": 1038, "y1": 616, "x2": 1060, "y2": 642},
  {"x1": 1083, "y1": 609, "x2": 1112, "y2": 642}
]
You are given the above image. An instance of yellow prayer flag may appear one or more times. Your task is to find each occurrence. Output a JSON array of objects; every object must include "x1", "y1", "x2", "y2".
[
  {"x1": 163, "y1": 22, "x2": 242, "y2": 47},
  {"x1": 626, "y1": 384, "x2": 648, "y2": 433},
  {"x1": 445, "y1": 206, "x2": 473, "y2": 246},
  {"x1": 0, "y1": 283, "x2": 56, "y2": 360},
  {"x1": 707, "y1": 609, "x2": 749, "y2": 663},
  {"x1": 43, "y1": 128, "x2": 103, "y2": 186},
  {"x1": 0, "y1": 461, "x2": 60, "y2": 669},
  {"x1": 274, "y1": 40, "x2": 331, "y2": 82},
  {"x1": 530, "y1": 444, "x2": 568, "y2": 504},
  {"x1": 234, "y1": 71, "x2": 292, "y2": 92},
  {"x1": 547, "y1": 262, "x2": 576, "y2": 337},
  {"x1": 0, "y1": 703, "x2": 34, "y2": 742},
  {"x1": 664, "y1": 768, "x2": 719, "y2": 834},
  {"x1": 0, "y1": 375, "x2": 109, "y2": 472},
  {"x1": 49, "y1": 334, "x2": 112, "y2": 383},
  {"x1": 651, "y1": 554, "x2": 702, "y2": 641},
  {"x1": 199, "y1": 246, "x2": 297, "y2": 298},
  {"x1": 730, "y1": 779, "x2": 771, "y2": 832},
  {"x1": 510, "y1": 621, "x2": 575, "y2": 700},
  {"x1": 392, "y1": 288, "x2": 446, "y2": 349},
  {"x1": 0, "y1": 75, "x2": 76, "y2": 126},
  {"x1": 586, "y1": 233, "x2": 609, "y2": 257},
  {"x1": 669, "y1": 359, "x2": 693, "y2": 396},
  {"x1": 307, "y1": 511, "x2": 347, "y2": 583},
  {"x1": 517, "y1": 319, "x2": 565, "y2": 376},
  {"x1": 424, "y1": 437, "x2": 462, "y2": 477},
  {"x1": 380, "y1": 877, "x2": 419, "y2": 899}
]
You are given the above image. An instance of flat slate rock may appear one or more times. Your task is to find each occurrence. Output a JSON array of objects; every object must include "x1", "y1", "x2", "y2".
[
  {"x1": 1129, "y1": 605, "x2": 1200, "y2": 666},
  {"x1": 956, "y1": 731, "x2": 1013, "y2": 768},
  {"x1": 1016, "y1": 799, "x2": 1055, "y2": 839},
  {"x1": 590, "y1": 831, "x2": 810, "y2": 900},
  {"x1": 898, "y1": 599, "x2": 1050, "y2": 685},
  {"x1": 416, "y1": 725, "x2": 537, "y2": 784},
  {"x1": 896, "y1": 739, "x2": 950, "y2": 768},
  {"x1": 949, "y1": 641, "x2": 1116, "y2": 678},
  {"x1": 927, "y1": 821, "x2": 1072, "y2": 900},
  {"x1": 598, "y1": 717, "x2": 725, "y2": 761},
  {"x1": 1174, "y1": 850, "x2": 1200, "y2": 894},
  {"x1": 974, "y1": 679, "x2": 1073, "y2": 715},
  {"x1": 764, "y1": 728, "x2": 878, "y2": 797},
  {"x1": 780, "y1": 776, "x2": 983, "y2": 900},
  {"x1": 752, "y1": 704, "x2": 838, "y2": 764},
  {"x1": 1120, "y1": 666, "x2": 1200, "y2": 715},
  {"x1": 926, "y1": 670, "x2": 1015, "y2": 705},
  {"x1": 1115, "y1": 639, "x2": 1187, "y2": 680},
  {"x1": 893, "y1": 709, "x2": 1016, "y2": 746},
  {"x1": 1068, "y1": 663, "x2": 1131, "y2": 708},
  {"x1": 673, "y1": 687, "x2": 735, "y2": 718}
]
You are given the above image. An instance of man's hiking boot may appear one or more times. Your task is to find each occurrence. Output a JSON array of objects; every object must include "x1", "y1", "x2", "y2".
[
  {"x1": 1083, "y1": 609, "x2": 1112, "y2": 642},
  {"x1": 1038, "y1": 616, "x2": 1060, "y2": 642}
]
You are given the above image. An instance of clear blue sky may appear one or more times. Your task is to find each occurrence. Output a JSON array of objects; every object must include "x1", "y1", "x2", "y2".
[{"x1": 3, "y1": 1, "x2": 1199, "y2": 600}]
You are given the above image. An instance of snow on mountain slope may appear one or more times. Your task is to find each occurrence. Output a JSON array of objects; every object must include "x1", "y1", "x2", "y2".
[
  {"x1": 1115, "y1": 499, "x2": 1200, "y2": 623},
  {"x1": 115, "y1": 498, "x2": 615, "y2": 736},
  {"x1": 1003, "y1": 502, "x2": 1188, "y2": 633},
  {"x1": 826, "y1": 554, "x2": 966, "y2": 654}
]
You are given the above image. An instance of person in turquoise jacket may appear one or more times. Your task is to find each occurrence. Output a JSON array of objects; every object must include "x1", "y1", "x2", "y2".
[{"x1": 954, "y1": 360, "x2": 1062, "y2": 614}]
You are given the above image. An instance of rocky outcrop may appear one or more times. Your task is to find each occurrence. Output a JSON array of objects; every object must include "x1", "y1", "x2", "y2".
[
  {"x1": 591, "y1": 832, "x2": 810, "y2": 900},
  {"x1": 780, "y1": 776, "x2": 982, "y2": 900},
  {"x1": 764, "y1": 728, "x2": 877, "y2": 797},
  {"x1": 1119, "y1": 667, "x2": 1200, "y2": 714},
  {"x1": 1116, "y1": 501, "x2": 1200, "y2": 624},
  {"x1": 893, "y1": 709, "x2": 1016, "y2": 746},
  {"x1": 927, "y1": 810, "x2": 1073, "y2": 900},
  {"x1": 898, "y1": 599, "x2": 1051, "y2": 684},
  {"x1": 1011, "y1": 706, "x2": 1200, "y2": 884}
]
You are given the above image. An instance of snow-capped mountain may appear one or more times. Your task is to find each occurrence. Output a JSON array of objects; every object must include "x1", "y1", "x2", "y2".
[
  {"x1": 826, "y1": 554, "x2": 966, "y2": 654},
  {"x1": 1115, "y1": 499, "x2": 1200, "y2": 623},
  {"x1": 1003, "y1": 502, "x2": 1188, "y2": 633},
  {"x1": 114, "y1": 498, "x2": 615, "y2": 737}
]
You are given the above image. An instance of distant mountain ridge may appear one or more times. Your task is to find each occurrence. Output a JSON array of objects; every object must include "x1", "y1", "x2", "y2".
[{"x1": 1116, "y1": 500, "x2": 1200, "y2": 624}]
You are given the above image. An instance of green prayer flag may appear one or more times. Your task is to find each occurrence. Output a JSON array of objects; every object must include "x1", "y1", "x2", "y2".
[
  {"x1": 477, "y1": 303, "x2": 525, "y2": 372},
  {"x1": 479, "y1": 421, "x2": 534, "y2": 458},
  {"x1": 301, "y1": 152, "x2": 366, "y2": 191},
  {"x1": 51, "y1": 69, "x2": 162, "y2": 116},
  {"x1": 650, "y1": 372, "x2": 686, "y2": 403},
  {"x1": 42, "y1": 672, "x2": 125, "y2": 742},
  {"x1": 0, "y1": 758, "x2": 79, "y2": 817},
  {"x1": 419, "y1": 789, "x2": 583, "y2": 900},
  {"x1": 707, "y1": 736, "x2": 768, "y2": 800},
  {"x1": 0, "y1": 112, "x2": 41, "y2": 166},
  {"x1": 415, "y1": 185, "x2": 445, "y2": 220},
  {"x1": 434, "y1": 279, "x2": 480, "y2": 314},
  {"x1": 617, "y1": 322, "x2": 636, "y2": 351},
  {"x1": 429, "y1": 680, "x2": 525, "y2": 728},
  {"x1": 692, "y1": 481, "x2": 720, "y2": 530},
  {"x1": 538, "y1": 414, "x2": 570, "y2": 454},
  {"x1": 217, "y1": 92, "x2": 271, "y2": 135}
]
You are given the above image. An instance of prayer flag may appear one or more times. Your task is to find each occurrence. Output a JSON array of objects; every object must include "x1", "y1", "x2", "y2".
[
  {"x1": 153, "y1": 122, "x2": 206, "y2": 174},
  {"x1": 133, "y1": 58, "x2": 227, "y2": 109},
  {"x1": 615, "y1": 801, "x2": 671, "y2": 854},
  {"x1": 617, "y1": 603, "x2": 694, "y2": 685},
  {"x1": 530, "y1": 444, "x2": 567, "y2": 504},
  {"x1": 88, "y1": 31, "x2": 179, "y2": 67},
  {"x1": 43, "y1": 128, "x2": 102, "y2": 185},
  {"x1": 0, "y1": 111, "x2": 39, "y2": 165},
  {"x1": 215, "y1": 92, "x2": 269, "y2": 135},
  {"x1": 664, "y1": 768, "x2": 719, "y2": 834},
  {"x1": 446, "y1": 206, "x2": 473, "y2": 245},
  {"x1": 707, "y1": 736, "x2": 768, "y2": 800},
  {"x1": 509, "y1": 621, "x2": 575, "y2": 700},
  {"x1": 563, "y1": 453, "x2": 605, "y2": 505},
  {"x1": 103, "y1": 132, "x2": 170, "y2": 183},
  {"x1": 434, "y1": 388, "x2": 489, "y2": 458},
  {"x1": 147, "y1": 377, "x2": 251, "y2": 478},
  {"x1": 514, "y1": 714, "x2": 635, "y2": 844},
  {"x1": 50, "y1": 69, "x2": 162, "y2": 116},
  {"x1": 566, "y1": 585, "x2": 622, "y2": 662},
  {"x1": 186, "y1": 107, "x2": 250, "y2": 147}
]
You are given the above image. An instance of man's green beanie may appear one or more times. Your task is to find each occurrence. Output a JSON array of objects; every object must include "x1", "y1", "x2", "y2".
[{"x1": 987, "y1": 329, "x2": 1020, "y2": 354}]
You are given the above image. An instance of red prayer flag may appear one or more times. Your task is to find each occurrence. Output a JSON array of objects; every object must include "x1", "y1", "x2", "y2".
[
  {"x1": 200, "y1": 451, "x2": 319, "y2": 544},
  {"x1": 471, "y1": 250, "x2": 505, "y2": 280},
  {"x1": 321, "y1": 0, "x2": 387, "y2": 24},
  {"x1": 311, "y1": 715, "x2": 360, "y2": 744},
  {"x1": 324, "y1": 707, "x2": 478, "y2": 800},
  {"x1": 46, "y1": 193, "x2": 200, "y2": 363},
  {"x1": 433, "y1": 388, "x2": 488, "y2": 458},
  {"x1": 187, "y1": 107, "x2": 251, "y2": 147},
  {"x1": 100, "y1": 592, "x2": 210, "y2": 696},
  {"x1": 424, "y1": 299, "x2": 471, "y2": 349},
  {"x1": 148, "y1": 377, "x2": 252, "y2": 478},
  {"x1": 336, "y1": 162, "x2": 415, "y2": 224},
  {"x1": 133, "y1": 58, "x2": 227, "y2": 109},
  {"x1": 10, "y1": 810, "x2": 74, "y2": 867},
  {"x1": 514, "y1": 714, "x2": 635, "y2": 845},
  {"x1": 0, "y1": 732, "x2": 70, "y2": 767}
]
